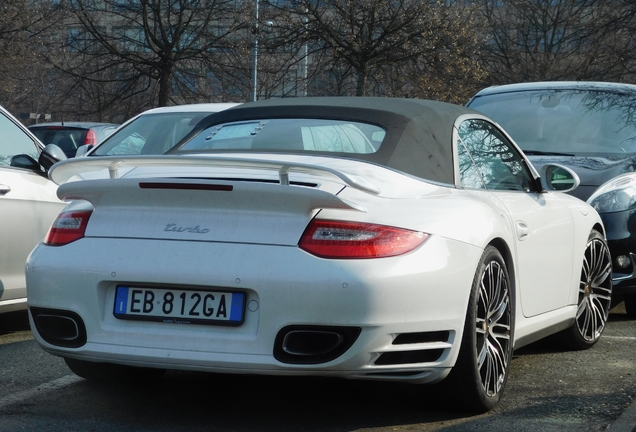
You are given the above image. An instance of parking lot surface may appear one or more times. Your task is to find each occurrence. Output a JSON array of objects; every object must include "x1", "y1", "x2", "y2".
[{"x1": 1, "y1": 306, "x2": 635, "y2": 431}]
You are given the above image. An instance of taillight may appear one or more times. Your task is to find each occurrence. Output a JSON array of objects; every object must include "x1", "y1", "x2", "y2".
[
  {"x1": 85, "y1": 129, "x2": 98, "y2": 146},
  {"x1": 299, "y1": 220, "x2": 428, "y2": 259},
  {"x1": 44, "y1": 211, "x2": 93, "y2": 246}
]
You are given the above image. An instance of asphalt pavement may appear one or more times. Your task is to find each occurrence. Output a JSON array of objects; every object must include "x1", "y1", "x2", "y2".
[
  {"x1": 2, "y1": 307, "x2": 635, "y2": 431},
  {"x1": 609, "y1": 398, "x2": 636, "y2": 432}
]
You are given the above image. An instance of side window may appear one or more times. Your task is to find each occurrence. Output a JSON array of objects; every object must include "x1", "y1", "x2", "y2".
[
  {"x1": 457, "y1": 135, "x2": 486, "y2": 189},
  {"x1": 105, "y1": 132, "x2": 146, "y2": 155},
  {"x1": 0, "y1": 112, "x2": 39, "y2": 167},
  {"x1": 458, "y1": 119, "x2": 533, "y2": 192},
  {"x1": 300, "y1": 124, "x2": 375, "y2": 153},
  {"x1": 97, "y1": 113, "x2": 208, "y2": 156}
]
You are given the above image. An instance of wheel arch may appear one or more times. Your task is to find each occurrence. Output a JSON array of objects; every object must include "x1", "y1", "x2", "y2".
[
  {"x1": 486, "y1": 237, "x2": 517, "y2": 346},
  {"x1": 487, "y1": 237, "x2": 516, "y2": 299},
  {"x1": 441, "y1": 238, "x2": 515, "y2": 412},
  {"x1": 592, "y1": 222, "x2": 605, "y2": 238}
]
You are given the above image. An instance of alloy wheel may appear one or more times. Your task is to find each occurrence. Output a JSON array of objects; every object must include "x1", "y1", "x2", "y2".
[
  {"x1": 476, "y1": 260, "x2": 512, "y2": 397},
  {"x1": 577, "y1": 235, "x2": 612, "y2": 342}
]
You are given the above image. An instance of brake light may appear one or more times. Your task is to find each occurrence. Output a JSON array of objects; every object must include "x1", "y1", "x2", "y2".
[
  {"x1": 44, "y1": 211, "x2": 93, "y2": 246},
  {"x1": 85, "y1": 129, "x2": 98, "y2": 146},
  {"x1": 299, "y1": 220, "x2": 428, "y2": 259}
]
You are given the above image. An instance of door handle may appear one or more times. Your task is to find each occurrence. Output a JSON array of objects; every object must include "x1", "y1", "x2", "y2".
[
  {"x1": 516, "y1": 221, "x2": 529, "y2": 241},
  {"x1": 0, "y1": 184, "x2": 10, "y2": 195}
]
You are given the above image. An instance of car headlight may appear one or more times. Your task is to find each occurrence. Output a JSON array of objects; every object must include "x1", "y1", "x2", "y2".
[{"x1": 587, "y1": 173, "x2": 636, "y2": 213}]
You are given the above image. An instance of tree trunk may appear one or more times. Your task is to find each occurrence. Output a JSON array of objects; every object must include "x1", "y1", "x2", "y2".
[
  {"x1": 157, "y1": 64, "x2": 174, "y2": 107},
  {"x1": 356, "y1": 66, "x2": 367, "y2": 96}
]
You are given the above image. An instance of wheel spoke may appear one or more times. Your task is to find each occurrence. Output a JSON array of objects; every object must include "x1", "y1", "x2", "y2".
[
  {"x1": 489, "y1": 295, "x2": 508, "y2": 325},
  {"x1": 581, "y1": 255, "x2": 591, "y2": 283},
  {"x1": 477, "y1": 340, "x2": 488, "y2": 369},
  {"x1": 576, "y1": 296, "x2": 588, "y2": 318},
  {"x1": 589, "y1": 296, "x2": 607, "y2": 337},
  {"x1": 482, "y1": 339, "x2": 506, "y2": 396},
  {"x1": 592, "y1": 261, "x2": 612, "y2": 289},
  {"x1": 484, "y1": 348, "x2": 495, "y2": 394},
  {"x1": 578, "y1": 299, "x2": 592, "y2": 338},
  {"x1": 490, "y1": 324, "x2": 511, "y2": 341}
]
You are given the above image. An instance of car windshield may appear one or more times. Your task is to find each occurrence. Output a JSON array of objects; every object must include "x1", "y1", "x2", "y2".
[
  {"x1": 176, "y1": 119, "x2": 385, "y2": 154},
  {"x1": 93, "y1": 111, "x2": 212, "y2": 156},
  {"x1": 469, "y1": 89, "x2": 636, "y2": 156}
]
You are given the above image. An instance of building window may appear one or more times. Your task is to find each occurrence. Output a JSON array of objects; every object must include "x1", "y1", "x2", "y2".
[
  {"x1": 114, "y1": 27, "x2": 149, "y2": 52},
  {"x1": 67, "y1": 27, "x2": 103, "y2": 52},
  {"x1": 173, "y1": 70, "x2": 199, "y2": 95}
]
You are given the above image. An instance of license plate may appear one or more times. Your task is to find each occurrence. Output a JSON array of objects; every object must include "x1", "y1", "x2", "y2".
[{"x1": 113, "y1": 285, "x2": 245, "y2": 326}]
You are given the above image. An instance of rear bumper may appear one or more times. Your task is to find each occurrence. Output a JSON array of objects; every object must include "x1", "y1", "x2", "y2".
[{"x1": 26, "y1": 235, "x2": 482, "y2": 383}]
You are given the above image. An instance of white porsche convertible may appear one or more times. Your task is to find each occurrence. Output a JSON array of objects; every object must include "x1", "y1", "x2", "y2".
[{"x1": 26, "y1": 97, "x2": 612, "y2": 412}]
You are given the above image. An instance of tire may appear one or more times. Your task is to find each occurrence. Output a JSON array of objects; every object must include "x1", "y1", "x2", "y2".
[
  {"x1": 64, "y1": 358, "x2": 166, "y2": 383},
  {"x1": 624, "y1": 294, "x2": 636, "y2": 318},
  {"x1": 556, "y1": 229, "x2": 612, "y2": 350},
  {"x1": 442, "y1": 245, "x2": 514, "y2": 413}
]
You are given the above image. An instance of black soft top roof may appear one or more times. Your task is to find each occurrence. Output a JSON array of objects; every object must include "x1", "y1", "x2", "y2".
[{"x1": 172, "y1": 97, "x2": 482, "y2": 185}]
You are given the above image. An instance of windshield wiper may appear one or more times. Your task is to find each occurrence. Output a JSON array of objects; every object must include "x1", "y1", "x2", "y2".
[{"x1": 523, "y1": 150, "x2": 575, "y2": 157}]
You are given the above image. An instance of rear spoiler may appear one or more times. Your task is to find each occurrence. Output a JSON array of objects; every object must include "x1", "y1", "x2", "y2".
[{"x1": 49, "y1": 155, "x2": 381, "y2": 196}]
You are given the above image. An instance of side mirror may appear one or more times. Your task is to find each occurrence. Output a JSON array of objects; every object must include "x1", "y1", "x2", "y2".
[
  {"x1": 38, "y1": 144, "x2": 68, "y2": 172},
  {"x1": 75, "y1": 144, "x2": 93, "y2": 157},
  {"x1": 540, "y1": 163, "x2": 580, "y2": 193},
  {"x1": 10, "y1": 154, "x2": 42, "y2": 171}
]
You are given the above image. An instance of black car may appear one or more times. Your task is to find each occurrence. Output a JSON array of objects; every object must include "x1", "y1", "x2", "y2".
[
  {"x1": 29, "y1": 122, "x2": 119, "y2": 158},
  {"x1": 468, "y1": 81, "x2": 636, "y2": 317}
]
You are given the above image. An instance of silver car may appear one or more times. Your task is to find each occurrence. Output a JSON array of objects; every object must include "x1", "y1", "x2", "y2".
[
  {"x1": 86, "y1": 103, "x2": 240, "y2": 156},
  {"x1": 0, "y1": 106, "x2": 67, "y2": 313}
]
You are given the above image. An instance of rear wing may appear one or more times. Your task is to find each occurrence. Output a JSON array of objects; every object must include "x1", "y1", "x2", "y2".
[{"x1": 49, "y1": 155, "x2": 381, "y2": 196}]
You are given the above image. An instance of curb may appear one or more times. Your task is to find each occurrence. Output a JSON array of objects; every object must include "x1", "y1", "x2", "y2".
[{"x1": 609, "y1": 398, "x2": 636, "y2": 432}]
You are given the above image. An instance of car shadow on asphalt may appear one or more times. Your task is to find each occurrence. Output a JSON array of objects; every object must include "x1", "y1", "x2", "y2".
[
  {"x1": 70, "y1": 371, "x2": 481, "y2": 430},
  {"x1": 7, "y1": 304, "x2": 629, "y2": 429},
  {"x1": 0, "y1": 310, "x2": 30, "y2": 336},
  {"x1": 513, "y1": 303, "x2": 630, "y2": 356}
]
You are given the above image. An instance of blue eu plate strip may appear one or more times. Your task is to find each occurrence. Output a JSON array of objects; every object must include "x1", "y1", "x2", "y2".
[
  {"x1": 230, "y1": 293, "x2": 245, "y2": 322},
  {"x1": 115, "y1": 286, "x2": 129, "y2": 314}
]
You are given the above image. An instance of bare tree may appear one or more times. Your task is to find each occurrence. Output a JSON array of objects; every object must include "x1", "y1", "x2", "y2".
[
  {"x1": 374, "y1": 4, "x2": 488, "y2": 104},
  {"x1": 200, "y1": 3, "x2": 310, "y2": 100},
  {"x1": 51, "y1": 0, "x2": 245, "y2": 112},
  {"x1": 476, "y1": 0, "x2": 633, "y2": 85},
  {"x1": 604, "y1": 0, "x2": 636, "y2": 82},
  {"x1": 11, "y1": 0, "x2": 636, "y2": 122},
  {"x1": 267, "y1": 0, "x2": 487, "y2": 100},
  {"x1": 0, "y1": 0, "x2": 65, "y2": 118},
  {"x1": 275, "y1": 0, "x2": 445, "y2": 96}
]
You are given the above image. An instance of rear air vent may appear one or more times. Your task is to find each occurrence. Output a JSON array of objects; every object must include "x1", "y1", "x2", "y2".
[
  {"x1": 374, "y1": 349, "x2": 444, "y2": 365},
  {"x1": 372, "y1": 331, "x2": 450, "y2": 366},
  {"x1": 393, "y1": 331, "x2": 449, "y2": 345}
]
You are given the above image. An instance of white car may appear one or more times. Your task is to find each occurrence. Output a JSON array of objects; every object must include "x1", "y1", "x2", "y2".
[
  {"x1": 0, "y1": 106, "x2": 67, "y2": 313},
  {"x1": 81, "y1": 103, "x2": 240, "y2": 157},
  {"x1": 26, "y1": 97, "x2": 612, "y2": 412}
]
